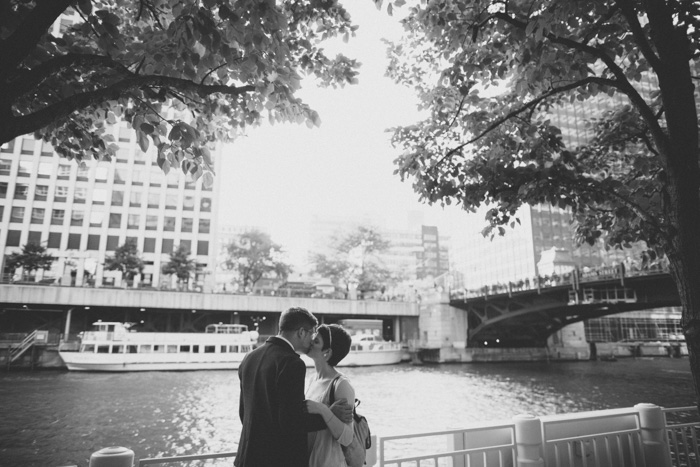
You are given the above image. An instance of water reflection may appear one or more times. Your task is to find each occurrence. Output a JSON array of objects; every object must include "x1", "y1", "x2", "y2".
[{"x1": 0, "y1": 358, "x2": 694, "y2": 467}]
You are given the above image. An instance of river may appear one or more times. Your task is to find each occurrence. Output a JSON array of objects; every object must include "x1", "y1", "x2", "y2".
[{"x1": 0, "y1": 358, "x2": 695, "y2": 467}]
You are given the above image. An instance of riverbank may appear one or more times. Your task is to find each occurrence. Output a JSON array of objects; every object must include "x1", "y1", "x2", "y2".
[{"x1": 2, "y1": 340, "x2": 689, "y2": 370}]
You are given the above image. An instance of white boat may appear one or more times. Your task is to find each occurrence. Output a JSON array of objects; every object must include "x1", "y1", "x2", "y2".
[
  {"x1": 302, "y1": 333, "x2": 403, "y2": 367},
  {"x1": 59, "y1": 322, "x2": 258, "y2": 372}
]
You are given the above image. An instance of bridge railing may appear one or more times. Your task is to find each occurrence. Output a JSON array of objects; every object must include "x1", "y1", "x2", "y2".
[{"x1": 451, "y1": 261, "x2": 670, "y2": 302}]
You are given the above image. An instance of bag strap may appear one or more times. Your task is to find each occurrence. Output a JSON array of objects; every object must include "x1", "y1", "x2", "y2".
[{"x1": 328, "y1": 375, "x2": 342, "y2": 404}]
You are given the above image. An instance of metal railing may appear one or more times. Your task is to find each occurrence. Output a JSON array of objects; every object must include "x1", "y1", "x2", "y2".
[{"x1": 95, "y1": 405, "x2": 698, "y2": 467}]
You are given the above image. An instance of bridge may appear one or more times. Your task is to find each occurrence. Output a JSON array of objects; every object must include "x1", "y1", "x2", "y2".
[
  {"x1": 448, "y1": 265, "x2": 680, "y2": 347},
  {"x1": 0, "y1": 283, "x2": 418, "y2": 339}
]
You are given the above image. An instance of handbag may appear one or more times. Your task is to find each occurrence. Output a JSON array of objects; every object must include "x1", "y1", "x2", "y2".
[{"x1": 329, "y1": 375, "x2": 372, "y2": 467}]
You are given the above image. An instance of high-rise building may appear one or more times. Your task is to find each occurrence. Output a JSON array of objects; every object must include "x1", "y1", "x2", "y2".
[{"x1": 0, "y1": 129, "x2": 221, "y2": 291}]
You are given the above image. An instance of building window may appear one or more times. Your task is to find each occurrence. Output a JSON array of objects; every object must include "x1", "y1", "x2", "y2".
[
  {"x1": 90, "y1": 211, "x2": 104, "y2": 227},
  {"x1": 165, "y1": 194, "x2": 177, "y2": 209},
  {"x1": 95, "y1": 166, "x2": 108, "y2": 182},
  {"x1": 200, "y1": 198, "x2": 212, "y2": 212},
  {"x1": 87, "y1": 235, "x2": 100, "y2": 250},
  {"x1": 183, "y1": 195, "x2": 195, "y2": 211},
  {"x1": 130, "y1": 191, "x2": 141, "y2": 207},
  {"x1": 51, "y1": 209, "x2": 65, "y2": 225},
  {"x1": 162, "y1": 238, "x2": 174, "y2": 254},
  {"x1": 47, "y1": 232, "x2": 61, "y2": 249},
  {"x1": 38, "y1": 162, "x2": 52, "y2": 178},
  {"x1": 57, "y1": 164, "x2": 71, "y2": 179},
  {"x1": 118, "y1": 127, "x2": 132, "y2": 143},
  {"x1": 31, "y1": 208, "x2": 45, "y2": 224},
  {"x1": 27, "y1": 231, "x2": 41, "y2": 245},
  {"x1": 41, "y1": 140, "x2": 53, "y2": 156},
  {"x1": 20, "y1": 138, "x2": 36, "y2": 155},
  {"x1": 76, "y1": 165, "x2": 89, "y2": 181},
  {"x1": 198, "y1": 218, "x2": 210, "y2": 234},
  {"x1": 147, "y1": 192, "x2": 160, "y2": 208},
  {"x1": 0, "y1": 158, "x2": 11, "y2": 175},
  {"x1": 164, "y1": 216, "x2": 175, "y2": 231},
  {"x1": 17, "y1": 161, "x2": 32, "y2": 177},
  {"x1": 109, "y1": 213, "x2": 122, "y2": 228},
  {"x1": 144, "y1": 238, "x2": 156, "y2": 253},
  {"x1": 114, "y1": 168, "x2": 127, "y2": 184},
  {"x1": 67, "y1": 233, "x2": 81, "y2": 250},
  {"x1": 145, "y1": 215, "x2": 158, "y2": 230},
  {"x1": 0, "y1": 181, "x2": 7, "y2": 198},
  {"x1": 55, "y1": 185, "x2": 68, "y2": 201},
  {"x1": 71, "y1": 210, "x2": 84, "y2": 226},
  {"x1": 14, "y1": 184, "x2": 29, "y2": 199},
  {"x1": 1, "y1": 140, "x2": 14, "y2": 153},
  {"x1": 197, "y1": 241, "x2": 209, "y2": 256},
  {"x1": 132, "y1": 170, "x2": 143, "y2": 185},
  {"x1": 93, "y1": 188, "x2": 107, "y2": 205},
  {"x1": 6, "y1": 230, "x2": 21, "y2": 247},
  {"x1": 10, "y1": 207, "x2": 24, "y2": 223},
  {"x1": 106, "y1": 235, "x2": 119, "y2": 251},
  {"x1": 127, "y1": 214, "x2": 140, "y2": 229},
  {"x1": 181, "y1": 218, "x2": 193, "y2": 233},
  {"x1": 35, "y1": 185, "x2": 49, "y2": 201},
  {"x1": 111, "y1": 191, "x2": 124, "y2": 206},
  {"x1": 180, "y1": 240, "x2": 191, "y2": 253},
  {"x1": 73, "y1": 187, "x2": 87, "y2": 203}
]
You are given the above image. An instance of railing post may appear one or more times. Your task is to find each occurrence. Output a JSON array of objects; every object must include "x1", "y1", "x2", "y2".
[
  {"x1": 513, "y1": 414, "x2": 544, "y2": 467},
  {"x1": 89, "y1": 446, "x2": 134, "y2": 467},
  {"x1": 636, "y1": 403, "x2": 672, "y2": 467}
]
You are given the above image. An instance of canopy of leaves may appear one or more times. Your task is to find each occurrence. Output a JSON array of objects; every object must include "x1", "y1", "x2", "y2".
[
  {"x1": 162, "y1": 244, "x2": 195, "y2": 282},
  {"x1": 311, "y1": 226, "x2": 393, "y2": 294},
  {"x1": 6, "y1": 242, "x2": 56, "y2": 277},
  {"x1": 383, "y1": 0, "x2": 699, "y2": 255},
  {"x1": 221, "y1": 229, "x2": 292, "y2": 291},
  {"x1": 1, "y1": 0, "x2": 360, "y2": 185},
  {"x1": 103, "y1": 239, "x2": 145, "y2": 279}
]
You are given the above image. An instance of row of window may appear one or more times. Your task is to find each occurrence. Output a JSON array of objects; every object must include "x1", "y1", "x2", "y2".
[
  {"x1": 4, "y1": 230, "x2": 209, "y2": 255},
  {"x1": 1, "y1": 182, "x2": 212, "y2": 210},
  {"x1": 81, "y1": 343, "x2": 252, "y2": 354},
  {"x1": 6, "y1": 207, "x2": 211, "y2": 232},
  {"x1": 0, "y1": 156, "x2": 212, "y2": 191}
]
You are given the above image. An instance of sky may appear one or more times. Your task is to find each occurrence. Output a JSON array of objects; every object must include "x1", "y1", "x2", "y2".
[{"x1": 218, "y1": 1, "x2": 468, "y2": 267}]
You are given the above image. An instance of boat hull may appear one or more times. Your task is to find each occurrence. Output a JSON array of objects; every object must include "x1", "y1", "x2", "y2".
[
  {"x1": 301, "y1": 348, "x2": 403, "y2": 367},
  {"x1": 59, "y1": 351, "x2": 246, "y2": 372}
]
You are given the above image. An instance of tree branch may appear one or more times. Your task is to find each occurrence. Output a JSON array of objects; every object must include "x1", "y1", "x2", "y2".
[
  {"x1": 0, "y1": 0, "x2": 74, "y2": 81},
  {"x1": 8, "y1": 75, "x2": 256, "y2": 140},
  {"x1": 8, "y1": 53, "x2": 133, "y2": 98},
  {"x1": 616, "y1": 0, "x2": 663, "y2": 71},
  {"x1": 431, "y1": 76, "x2": 619, "y2": 170}
]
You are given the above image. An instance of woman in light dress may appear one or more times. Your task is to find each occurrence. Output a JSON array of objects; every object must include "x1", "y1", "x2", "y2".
[{"x1": 305, "y1": 324, "x2": 355, "y2": 467}]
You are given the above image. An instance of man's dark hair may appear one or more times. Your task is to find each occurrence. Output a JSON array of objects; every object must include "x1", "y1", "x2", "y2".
[
  {"x1": 327, "y1": 324, "x2": 352, "y2": 367},
  {"x1": 278, "y1": 307, "x2": 318, "y2": 333}
]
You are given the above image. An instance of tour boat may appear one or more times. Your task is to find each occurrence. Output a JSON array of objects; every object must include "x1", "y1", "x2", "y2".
[
  {"x1": 58, "y1": 322, "x2": 259, "y2": 372},
  {"x1": 302, "y1": 333, "x2": 403, "y2": 367}
]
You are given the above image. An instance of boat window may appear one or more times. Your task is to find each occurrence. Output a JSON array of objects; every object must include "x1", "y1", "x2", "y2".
[
  {"x1": 167, "y1": 345, "x2": 178, "y2": 353},
  {"x1": 153, "y1": 345, "x2": 165, "y2": 353},
  {"x1": 180, "y1": 345, "x2": 191, "y2": 353},
  {"x1": 220, "y1": 345, "x2": 228, "y2": 353},
  {"x1": 127, "y1": 345, "x2": 138, "y2": 353},
  {"x1": 140, "y1": 345, "x2": 152, "y2": 353},
  {"x1": 81, "y1": 344, "x2": 95, "y2": 353},
  {"x1": 229, "y1": 345, "x2": 238, "y2": 353},
  {"x1": 351, "y1": 344, "x2": 361, "y2": 351},
  {"x1": 107, "y1": 325, "x2": 116, "y2": 333},
  {"x1": 192, "y1": 345, "x2": 200, "y2": 353},
  {"x1": 97, "y1": 345, "x2": 110, "y2": 353},
  {"x1": 204, "y1": 345, "x2": 216, "y2": 353},
  {"x1": 240, "y1": 345, "x2": 250, "y2": 352},
  {"x1": 111, "y1": 345, "x2": 124, "y2": 354}
]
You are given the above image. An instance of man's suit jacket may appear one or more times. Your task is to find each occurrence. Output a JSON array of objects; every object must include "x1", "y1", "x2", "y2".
[{"x1": 235, "y1": 336, "x2": 326, "y2": 467}]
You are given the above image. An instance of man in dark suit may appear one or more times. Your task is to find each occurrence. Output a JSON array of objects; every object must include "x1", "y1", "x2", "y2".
[{"x1": 235, "y1": 307, "x2": 351, "y2": 467}]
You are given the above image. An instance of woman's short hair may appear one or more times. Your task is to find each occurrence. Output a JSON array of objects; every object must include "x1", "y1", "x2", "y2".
[
  {"x1": 327, "y1": 324, "x2": 352, "y2": 367},
  {"x1": 278, "y1": 307, "x2": 317, "y2": 332}
]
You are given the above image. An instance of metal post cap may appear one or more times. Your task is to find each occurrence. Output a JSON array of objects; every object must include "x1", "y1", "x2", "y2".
[{"x1": 89, "y1": 446, "x2": 134, "y2": 467}]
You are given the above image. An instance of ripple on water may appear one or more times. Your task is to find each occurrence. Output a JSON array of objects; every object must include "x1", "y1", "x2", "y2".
[{"x1": 0, "y1": 358, "x2": 694, "y2": 467}]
